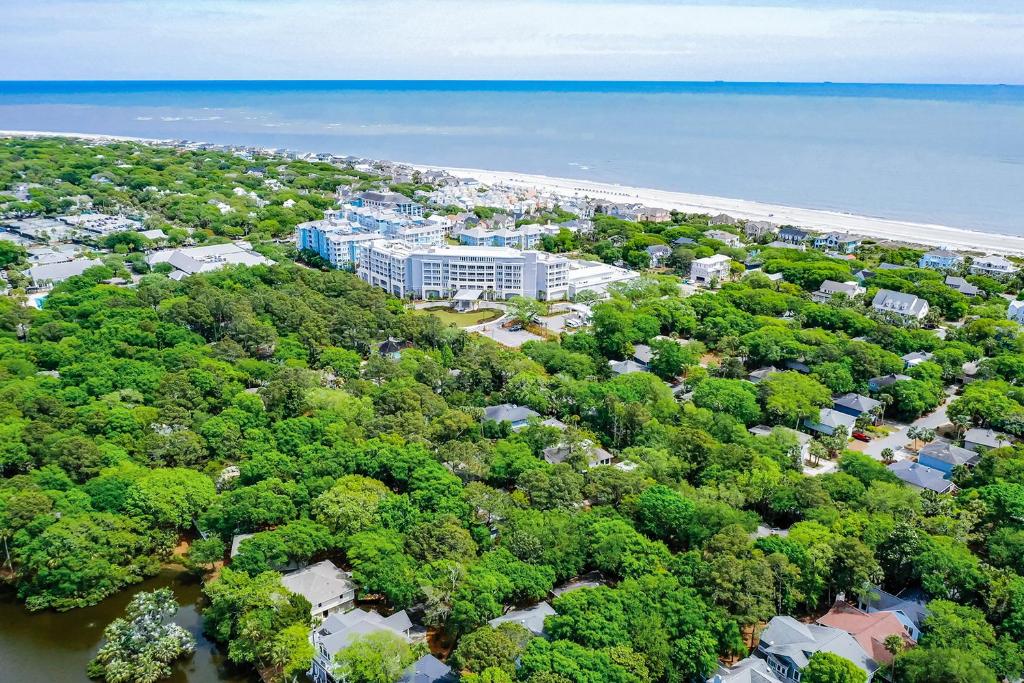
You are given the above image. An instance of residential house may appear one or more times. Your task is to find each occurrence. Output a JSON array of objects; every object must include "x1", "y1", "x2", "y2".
[
  {"x1": 749, "y1": 425, "x2": 812, "y2": 462},
  {"x1": 281, "y1": 560, "x2": 357, "y2": 620},
  {"x1": 705, "y1": 229, "x2": 741, "y2": 248},
  {"x1": 543, "y1": 443, "x2": 614, "y2": 468},
  {"x1": 673, "y1": 236, "x2": 696, "y2": 247},
  {"x1": 871, "y1": 289, "x2": 929, "y2": 320},
  {"x1": 964, "y1": 427, "x2": 1010, "y2": 452},
  {"x1": 484, "y1": 403, "x2": 540, "y2": 431},
  {"x1": 309, "y1": 608, "x2": 414, "y2": 683},
  {"x1": 1009, "y1": 300, "x2": 1024, "y2": 324},
  {"x1": 765, "y1": 240, "x2": 805, "y2": 251},
  {"x1": 631, "y1": 344, "x2": 654, "y2": 365},
  {"x1": 970, "y1": 255, "x2": 1019, "y2": 277},
  {"x1": 488, "y1": 602, "x2": 557, "y2": 636},
  {"x1": 691, "y1": 254, "x2": 732, "y2": 285},
  {"x1": 918, "y1": 441, "x2": 980, "y2": 475},
  {"x1": 399, "y1": 654, "x2": 456, "y2": 683},
  {"x1": 887, "y1": 460, "x2": 954, "y2": 493},
  {"x1": 811, "y1": 280, "x2": 865, "y2": 303},
  {"x1": 831, "y1": 393, "x2": 881, "y2": 420},
  {"x1": 608, "y1": 358, "x2": 649, "y2": 375},
  {"x1": 945, "y1": 276, "x2": 980, "y2": 297},
  {"x1": 859, "y1": 586, "x2": 930, "y2": 641},
  {"x1": 813, "y1": 233, "x2": 861, "y2": 254},
  {"x1": 918, "y1": 249, "x2": 964, "y2": 271},
  {"x1": 853, "y1": 269, "x2": 874, "y2": 282},
  {"x1": 868, "y1": 373, "x2": 911, "y2": 392},
  {"x1": 709, "y1": 213, "x2": 739, "y2": 226},
  {"x1": 747, "y1": 367, "x2": 778, "y2": 384},
  {"x1": 804, "y1": 408, "x2": 857, "y2": 436},
  {"x1": 816, "y1": 600, "x2": 915, "y2": 667},
  {"x1": 877, "y1": 262, "x2": 908, "y2": 271},
  {"x1": 901, "y1": 351, "x2": 933, "y2": 368},
  {"x1": 707, "y1": 656, "x2": 784, "y2": 683},
  {"x1": 755, "y1": 616, "x2": 878, "y2": 682},
  {"x1": 646, "y1": 244, "x2": 672, "y2": 267},
  {"x1": 777, "y1": 227, "x2": 811, "y2": 245},
  {"x1": 378, "y1": 337, "x2": 411, "y2": 359},
  {"x1": 744, "y1": 220, "x2": 777, "y2": 241}
]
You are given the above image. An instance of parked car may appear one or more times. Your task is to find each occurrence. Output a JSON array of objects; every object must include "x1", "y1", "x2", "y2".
[{"x1": 852, "y1": 430, "x2": 872, "y2": 442}]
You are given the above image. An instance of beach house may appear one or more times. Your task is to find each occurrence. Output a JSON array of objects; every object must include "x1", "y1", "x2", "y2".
[
  {"x1": 705, "y1": 229, "x2": 741, "y2": 247},
  {"x1": 811, "y1": 280, "x2": 865, "y2": 303},
  {"x1": 744, "y1": 220, "x2": 777, "y2": 240},
  {"x1": 691, "y1": 254, "x2": 732, "y2": 285},
  {"x1": 871, "y1": 289, "x2": 929, "y2": 320},
  {"x1": 918, "y1": 249, "x2": 963, "y2": 271},
  {"x1": 970, "y1": 255, "x2": 1019, "y2": 277}
]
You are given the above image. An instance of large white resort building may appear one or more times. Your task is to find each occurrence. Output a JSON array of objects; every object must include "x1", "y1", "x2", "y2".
[{"x1": 357, "y1": 240, "x2": 637, "y2": 301}]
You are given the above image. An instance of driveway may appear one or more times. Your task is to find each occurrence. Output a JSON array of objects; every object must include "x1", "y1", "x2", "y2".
[
  {"x1": 862, "y1": 388, "x2": 956, "y2": 460},
  {"x1": 475, "y1": 325, "x2": 544, "y2": 348}
]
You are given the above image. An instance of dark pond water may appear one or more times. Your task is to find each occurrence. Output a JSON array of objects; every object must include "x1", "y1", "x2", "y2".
[{"x1": 0, "y1": 568, "x2": 258, "y2": 683}]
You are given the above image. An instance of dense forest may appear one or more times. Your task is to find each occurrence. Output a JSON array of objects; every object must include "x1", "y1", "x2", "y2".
[{"x1": 1, "y1": 138, "x2": 1024, "y2": 683}]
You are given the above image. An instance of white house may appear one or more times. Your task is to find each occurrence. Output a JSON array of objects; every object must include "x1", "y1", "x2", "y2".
[
  {"x1": 871, "y1": 289, "x2": 929, "y2": 320},
  {"x1": 691, "y1": 254, "x2": 732, "y2": 285},
  {"x1": 309, "y1": 608, "x2": 413, "y2": 683},
  {"x1": 970, "y1": 255, "x2": 1019, "y2": 277},
  {"x1": 705, "y1": 229, "x2": 741, "y2": 248},
  {"x1": 811, "y1": 280, "x2": 865, "y2": 303},
  {"x1": 280, "y1": 560, "x2": 357, "y2": 620},
  {"x1": 1009, "y1": 299, "x2": 1024, "y2": 324}
]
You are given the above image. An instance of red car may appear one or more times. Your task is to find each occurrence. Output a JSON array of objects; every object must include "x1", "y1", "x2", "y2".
[{"x1": 852, "y1": 431, "x2": 871, "y2": 442}]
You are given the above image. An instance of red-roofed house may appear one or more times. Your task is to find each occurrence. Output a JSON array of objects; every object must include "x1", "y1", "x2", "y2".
[{"x1": 816, "y1": 600, "x2": 915, "y2": 665}]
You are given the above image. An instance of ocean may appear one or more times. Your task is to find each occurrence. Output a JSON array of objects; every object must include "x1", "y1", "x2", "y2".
[{"x1": 1, "y1": 81, "x2": 1022, "y2": 234}]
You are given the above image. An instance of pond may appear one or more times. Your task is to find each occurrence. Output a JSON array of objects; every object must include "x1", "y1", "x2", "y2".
[{"x1": 0, "y1": 568, "x2": 258, "y2": 683}]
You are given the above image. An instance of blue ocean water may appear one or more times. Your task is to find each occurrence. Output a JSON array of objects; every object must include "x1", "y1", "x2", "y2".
[{"x1": 1, "y1": 81, "x2": 1022, "y2": 234}]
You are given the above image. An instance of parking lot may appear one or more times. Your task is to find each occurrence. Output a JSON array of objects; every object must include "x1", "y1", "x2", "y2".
[{"x1": 474, "y1": 324, "x2": 545, "y2": 348}]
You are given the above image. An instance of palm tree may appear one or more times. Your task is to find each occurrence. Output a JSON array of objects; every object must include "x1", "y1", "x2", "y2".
[
  {"x1": 906, "y1": 426, "x2": 921, "y2": 451},
  {"x1": 881, "y1": 447, "x2": 896, "y2": 465},
  {"x1": 919, "y1": 428, "x2": 936, "y2": 448}
]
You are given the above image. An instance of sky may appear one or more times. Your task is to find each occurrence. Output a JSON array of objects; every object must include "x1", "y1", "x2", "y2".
[{"x1": 2, "y1": 0, "x2": 1022, "y2": 83}]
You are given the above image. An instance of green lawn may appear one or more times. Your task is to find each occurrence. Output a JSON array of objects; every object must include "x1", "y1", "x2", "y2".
[{"x1": 418, "y1": 306, "x2": 503, "y2": 327}]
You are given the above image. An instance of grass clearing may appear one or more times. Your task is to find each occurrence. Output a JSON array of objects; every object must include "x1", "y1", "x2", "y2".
[{"x1": 418, "y1": 306, "x2": 503, "y2": 327}]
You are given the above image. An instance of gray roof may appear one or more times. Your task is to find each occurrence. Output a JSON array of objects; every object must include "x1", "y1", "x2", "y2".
[
  {"x1": 748, "y1": 366, "x2": 779, "y2": 383},
  {"x1": 945, "y1": 276, "x2": 980, "y2": 297},
  {"x1": 399, "y1": 654, "x2": 454, "y2": 683},
  {"x1": 483, "y1": 403, "x2": 540, "y2": 424},
  {"x1": 964, "y1": 428, "x2": 1009, "y2": 449},
  {"x1": 488, "y1": 601, "x2": 556, "y2": 636},
  {"x1": 901, "y1": 351, "x2": 933, "y2": 363},
  {"x1": 27, "y1": 258, "x2": 103, "y2": 284},
  {"x1": 861, "y1": 586, "x2": 930, "y2": 631},
  {"x1": 813, "y1": 408, "x2": 858, "y2": 430},
  {"x1": 280, "y1": 560, "x2": 356, "y2": 608},
  {"x1": 923, "y1": 248, "x2": 961, "y2": 259},
  {"x1": 887, "y1": 460, "x2": 953, "y2": 493},
  {"x1": 673, "y1": 236, "x2": 696, "y2": 246},
  {"x1": 833, "y1": 393, "x2": 881, "y2": 414},
  {"x1": 817, "y1": 280, "x2": 862, "y2": 296},
  {"x1": 708, "y1": 656, "x2": 785, "y2": 683},
  {"x1": 318, "y1": 608, "x2": 413, "y2": 658},
  {"x1": 869, "y1": 373, "x2": 911, "y2": 389},
  {"x1": 608, "y1": 359, "x2": 648, "y2": 375},
  {"x1": 645, "y1": 245, "x2": 671, "y2": 256},
  {"x1": 919, "y1": 441, "x2": 979, "y2": 468},
  {"x1": 759, "y1": 616, "x2": 876, "y2": 675},
  {"x1": 872, "y1": 289, "x2": 928, "y2": 317},
  {"x1": 632, "y1": 344, "x2": 653, "y2": 364}
]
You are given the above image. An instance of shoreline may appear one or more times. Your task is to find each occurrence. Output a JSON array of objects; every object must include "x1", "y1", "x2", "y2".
[
  {"x1": 3, "y1": 129, "x2": 1022, "y2": 256},
  {"x1": 417, "y1": 165, "x2": 1024, "y2": 256}
]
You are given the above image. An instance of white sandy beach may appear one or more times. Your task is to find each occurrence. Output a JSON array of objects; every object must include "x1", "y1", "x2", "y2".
[
  {"x1": 4, "y1": 130, "x2": 1021, "y2": 256},
  {"x1": 424, "y1": 165, "x2": 1024, "y2": 256}
]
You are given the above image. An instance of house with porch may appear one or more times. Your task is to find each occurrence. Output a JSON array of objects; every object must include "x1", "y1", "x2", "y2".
[
  {"x1": 754, "y1": 616, "x2": 878, "y2": 682},
  {"x1": 918, "y1": 249, "x2": 963, "y2": 271},
  {"x1": 309, "y1": 608, "x2": 414, "y2": 683},
  {"x1": 281, "y1": 560, "x2": 357, "y2": 621}
]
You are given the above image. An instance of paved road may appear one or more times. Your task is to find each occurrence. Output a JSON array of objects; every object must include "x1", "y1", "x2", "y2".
[{"x1": 862, "y1": 388, "x2": 956, "y2": 459}]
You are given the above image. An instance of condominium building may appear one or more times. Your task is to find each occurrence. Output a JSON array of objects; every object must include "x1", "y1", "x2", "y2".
[
  {"x1": 359, "y1": 241, "x2": 619, "y2": 301},
  {"x1": 353, "y1": 191, "x2": 424, "y2": 217}
]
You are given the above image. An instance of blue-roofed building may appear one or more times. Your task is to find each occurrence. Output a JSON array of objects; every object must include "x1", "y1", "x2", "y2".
[
  {"x1": 918, "y1": 249, "x2": 964, "y2": 271},
  {"x1": 887, "y1": 460, "x2": 954, "y2": 493},
  {"x1": 917, "y1": 441, "x2": 980, "y2": 476}
]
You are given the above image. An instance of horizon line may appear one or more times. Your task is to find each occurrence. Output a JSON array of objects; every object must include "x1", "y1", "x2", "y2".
[{"x1": 0, "y1": 79, "x2": 1022, "y2": 87}]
